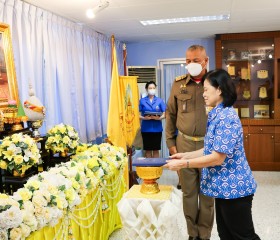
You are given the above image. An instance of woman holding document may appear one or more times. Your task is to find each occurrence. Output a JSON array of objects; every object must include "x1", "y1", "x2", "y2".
[
  {"x1": 164, "y1": 69, "x2": 260, "y2": 240},
  {"x1": 139, "y1": 81, "x2": 166, "y2": 158}
]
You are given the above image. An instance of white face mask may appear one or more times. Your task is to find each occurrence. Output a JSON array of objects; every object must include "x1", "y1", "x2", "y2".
[
  {"x1": 148, "y1": 89, "x2": 156, "y2": 96},
  {"x1": 186, "y1": 62, "x2": 204, "y2": 77}
]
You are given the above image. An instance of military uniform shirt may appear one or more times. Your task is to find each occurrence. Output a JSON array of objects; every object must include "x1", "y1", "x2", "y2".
[
  {"x1": 166, "y1": 74, "x2": 207, "y2": 148},
  {"x1": 201, "y1": 103, "x2": 257, "y2": 199}
]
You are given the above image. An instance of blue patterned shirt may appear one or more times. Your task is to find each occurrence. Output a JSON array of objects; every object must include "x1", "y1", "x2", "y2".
[{"x1": 201, "y1": 103, "x2": 257, "y2": 199}]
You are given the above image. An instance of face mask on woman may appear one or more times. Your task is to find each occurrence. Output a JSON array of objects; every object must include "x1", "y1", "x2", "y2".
[
  {"x1": 186, "y1": 62, "x2": 205, "y2": 77},
  {"x1": 148, "y1": 89, "x2": 156, "y2": 96}
]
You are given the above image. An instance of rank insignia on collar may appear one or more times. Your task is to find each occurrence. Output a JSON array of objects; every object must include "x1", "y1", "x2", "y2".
[{"x1": 180, "y1": 84, "x2": 187, "y2": 94}]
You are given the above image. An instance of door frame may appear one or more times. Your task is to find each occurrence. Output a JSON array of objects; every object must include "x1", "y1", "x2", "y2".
[
  {"x1": 157, "y1": 58, "x2": 186, "y2": 157},
  {"x1": 157, "y1": 58, "x2": 186, "y2": 99}
]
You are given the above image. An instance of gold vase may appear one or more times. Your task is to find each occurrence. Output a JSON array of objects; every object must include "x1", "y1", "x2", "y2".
[
  {"x1": 13, "y1": 169, "x2": 25, "y2": 177},
  {"x1": 136, "y1": 166, "x2": 163, "y2": 194},
  {"x1": 31, "y1": 120, "x2": 44, "y2": 138},
  {"x1": 11, "y1": 117, "x2": 23, "y2": 131}
]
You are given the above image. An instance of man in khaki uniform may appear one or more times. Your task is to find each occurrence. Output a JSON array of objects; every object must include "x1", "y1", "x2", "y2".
[{"x1": 166, "y1": 45, "x2": 214, "y2": 240}]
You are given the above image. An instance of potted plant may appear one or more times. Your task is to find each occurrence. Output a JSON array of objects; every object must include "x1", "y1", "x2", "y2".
[{"x1": 0, "y1": 133, "x2": 41, "y2": 176}]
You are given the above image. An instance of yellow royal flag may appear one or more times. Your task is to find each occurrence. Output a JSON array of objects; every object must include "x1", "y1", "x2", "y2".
[
  {"x1": 107, "y1": 37, "x2": 129, "y2": 187},
  {"x1": 120, "y1": 76, "x2": 140, "y2": 147},
  {"x1": 107, "y1": 40, "x2": 126, "y2": 150}
]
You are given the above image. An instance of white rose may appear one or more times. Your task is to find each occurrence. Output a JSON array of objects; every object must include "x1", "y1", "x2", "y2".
[
  {"x1": 0, "y1": 206, "x2": 23, "y2": 229},
  {"x1": 9, "y1": 227, "x2": 22, "y2": 240},
  {"x1": 0, "y1": 229, "x2": 8, "y2": 240},
  {"x1": 19, "y1": 223, "x2": 31, "y2": 238},
  {"x1": 23, "y1": 201, "x2": 35, "y2": 213},
  {"x1": 32, "y1": 194, "x2": 48, "y2": 207}
]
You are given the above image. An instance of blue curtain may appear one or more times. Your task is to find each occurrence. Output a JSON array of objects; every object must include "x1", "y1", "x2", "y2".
[{"x1": 0, "y1": 0, "x2": 124, "y2": 142}]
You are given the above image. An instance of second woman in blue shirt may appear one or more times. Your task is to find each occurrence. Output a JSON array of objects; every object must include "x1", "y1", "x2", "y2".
[{"x1": 139, "y1": 81, "x2": 166, "y2": 158}]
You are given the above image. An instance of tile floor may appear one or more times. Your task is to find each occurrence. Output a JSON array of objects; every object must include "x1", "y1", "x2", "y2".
[{"x1": 110, "y1": 170, "x2": 280, "y2": 240}]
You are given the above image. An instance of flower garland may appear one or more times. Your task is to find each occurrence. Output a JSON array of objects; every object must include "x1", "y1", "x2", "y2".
[{"x1": 0, "y1": 143, "x2": 127, "y2": 240}]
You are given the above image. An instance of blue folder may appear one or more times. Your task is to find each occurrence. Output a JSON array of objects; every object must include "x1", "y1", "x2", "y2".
[
  {"x1": 144, "y1": 111, "x2": 163, "y2": 116},
  {"x1": 132, "y1": 157, "x2": 169, "y2": 167}
]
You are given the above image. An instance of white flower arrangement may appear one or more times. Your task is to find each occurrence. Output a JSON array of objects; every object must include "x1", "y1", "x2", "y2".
[
  {"x1": 20, "y1": 201, "x2": 38, "y2": 231},
  {"x1": 0, "y1": 194, "x2": 23, "y2": 230},
  {"x1": 71, "y1": 143, "x2": 127, "y2": 180},
  {"x1": 0, "y1": 143, "x2": 126, "y2": 239},
  {"x1": 98, "y1": 143, "x2": 127, "y2": 170},
  {"x1": 45, "y1": 123, "x2": 79, "y2": 154},
  {"x1": 0, "y1": 133, "x2": 40, "y2": 175}
]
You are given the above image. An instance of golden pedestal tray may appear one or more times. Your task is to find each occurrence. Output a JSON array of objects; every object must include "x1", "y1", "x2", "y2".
[
  {"x1": 133, "y1": 158, "x2": 168, "y2": 194},
  {"x1": 136, "y1": 166, "x2": 163, "y2": 194}
]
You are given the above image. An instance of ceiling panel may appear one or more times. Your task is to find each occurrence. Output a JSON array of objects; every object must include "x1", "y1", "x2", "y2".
[{"x1": 22, "y1": 0, "x2": 280, "y2": 42}]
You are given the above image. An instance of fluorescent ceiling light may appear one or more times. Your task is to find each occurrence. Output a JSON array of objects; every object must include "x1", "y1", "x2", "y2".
[{"x1": 140, "y1": 14, "x2": 230, "y2": 26}]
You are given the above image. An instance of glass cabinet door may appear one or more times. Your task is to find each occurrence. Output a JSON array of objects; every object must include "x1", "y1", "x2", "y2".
[{"x1": 221, "y1": 39, "x2": 274, "y2": 119}]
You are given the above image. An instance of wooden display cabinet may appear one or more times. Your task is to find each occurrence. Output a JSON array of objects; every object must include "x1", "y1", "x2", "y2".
[{"x1": 215, "y1": 31, "x2": 280, "y2": 171}]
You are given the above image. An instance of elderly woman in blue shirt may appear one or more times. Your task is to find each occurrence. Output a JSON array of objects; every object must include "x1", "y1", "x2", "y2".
[
  {"x1": 164, "y1": 69, "x2": 260, "y2": 240},
  {"x1": 139, "y1": 81, "x2": 166, "y2": 158}
]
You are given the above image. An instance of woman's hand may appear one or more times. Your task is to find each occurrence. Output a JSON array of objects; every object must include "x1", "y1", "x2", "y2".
[
  {"x1": 171, "y1": 149, "x2": 204, "y2": 160},
  {"x1": 163, "y1": 159, "x2": 187, "y2": 171},
  {"x1": 150, "y1": 115, "x2": 161, "y2": 120},
  {"x1": 143, "y1": 115, "x2": 152, "y2": 120},
  {"x1": 170, "y1": 152, "x2": 185, "y2": 159}
]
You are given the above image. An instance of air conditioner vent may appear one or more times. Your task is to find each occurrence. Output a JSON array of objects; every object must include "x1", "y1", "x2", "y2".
[{"x1": 127, "y1": 66, "x2": 156, "y2": 83}]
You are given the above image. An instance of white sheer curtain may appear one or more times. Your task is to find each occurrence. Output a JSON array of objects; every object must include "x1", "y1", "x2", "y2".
[
  {"x1": 0, "y1": 0, "x2": 124, "y2": 142},
  {"x1": 163, "y1": 64, "x2": 187, "y2": 102}
]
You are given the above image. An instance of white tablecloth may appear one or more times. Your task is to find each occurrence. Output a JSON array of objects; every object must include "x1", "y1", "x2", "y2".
[{"x1": 117, "y1": 185, "x2": 187, "y2": 240}]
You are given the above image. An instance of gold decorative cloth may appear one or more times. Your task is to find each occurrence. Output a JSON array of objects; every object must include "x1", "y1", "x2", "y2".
[{"x1": 126, "y1": 185, "x2": 172, "y2": 200}]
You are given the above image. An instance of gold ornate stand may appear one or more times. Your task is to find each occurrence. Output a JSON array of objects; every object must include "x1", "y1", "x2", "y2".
[{"x1": 136, "y1": 166, "x2": 163, "y2": 194}]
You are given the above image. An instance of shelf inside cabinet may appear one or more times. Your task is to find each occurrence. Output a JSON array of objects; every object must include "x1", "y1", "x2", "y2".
[
  {"x1": 221, "y1": 39, "x2": 274, "y2": 119},
  {"x1": 215, "y1": 31, "x2": 280, "y2": 170}
]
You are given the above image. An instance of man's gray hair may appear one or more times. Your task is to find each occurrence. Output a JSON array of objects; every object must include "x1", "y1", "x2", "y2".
[{"x1": 188, "y1": 45, "x2": 206, "y2": 52}]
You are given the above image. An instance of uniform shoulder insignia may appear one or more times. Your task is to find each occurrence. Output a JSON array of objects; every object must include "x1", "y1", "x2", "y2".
[{"x1": 175, "y1": 74, "x2": 187, "y2": 82}]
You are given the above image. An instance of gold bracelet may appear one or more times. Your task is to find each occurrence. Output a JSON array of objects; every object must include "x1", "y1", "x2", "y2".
[{"x1": 186, "y1": 161, "x2": 190, "y2": 168}]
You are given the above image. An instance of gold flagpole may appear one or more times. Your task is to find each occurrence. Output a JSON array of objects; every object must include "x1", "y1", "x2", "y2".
[
  {"x1": 111, "y1": 35, "x2": 115, "y2": 74},
  {"x1": 123, "y1": 43, "x2": 134, "y2": 188},
  {"x1": 123, "y1": 43, "x2": 127, "y2": 76}
]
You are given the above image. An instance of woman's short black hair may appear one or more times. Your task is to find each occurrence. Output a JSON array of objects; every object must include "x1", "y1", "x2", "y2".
[
  {"x1": 202, "y1": 69, "x2": 237, "y2": 107},
  {"x1": 145, "y1": 81, "x2": 157, "y2": 90}
]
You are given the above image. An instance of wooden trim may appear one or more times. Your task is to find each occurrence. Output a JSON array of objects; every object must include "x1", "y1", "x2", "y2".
[
  {"x1": 249, "y1": 119, "x2": 275, "y2": 125},
  {"x1": 275, "y1": 133, "x2": 280, "y2": 142},
  {"x1": 249, "y1": 126, "x2": 274, "y2": 134},
  {"x1": 241, "y1": 119, "x2": 250, "y2": 125},
  {"x1": 248, "y1": 162, "x2": 280, "y2": 171},
  {"x1": 215, "y1": 40, "x2": 222, "y2": 68},
  {"x1": 216, "y1": 31, "x2": 280, "y2": 41}
]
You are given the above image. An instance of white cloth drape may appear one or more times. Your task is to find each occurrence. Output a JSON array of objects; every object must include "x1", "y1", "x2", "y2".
[
  {"x1": 117, "y1": 186, "x2": 188, "y2": 240},
  {"x1": 0, "y1": 0, "x2": 124, "y2": 142}
]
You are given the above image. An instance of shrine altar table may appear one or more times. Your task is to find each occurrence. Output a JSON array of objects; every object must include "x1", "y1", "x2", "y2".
[
  {"x1": 117, "y1": 185, "x2": 187, "y2": 240},
  {"x1": 26, "y1": 174, "x2": 126, "y2": 240}
]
